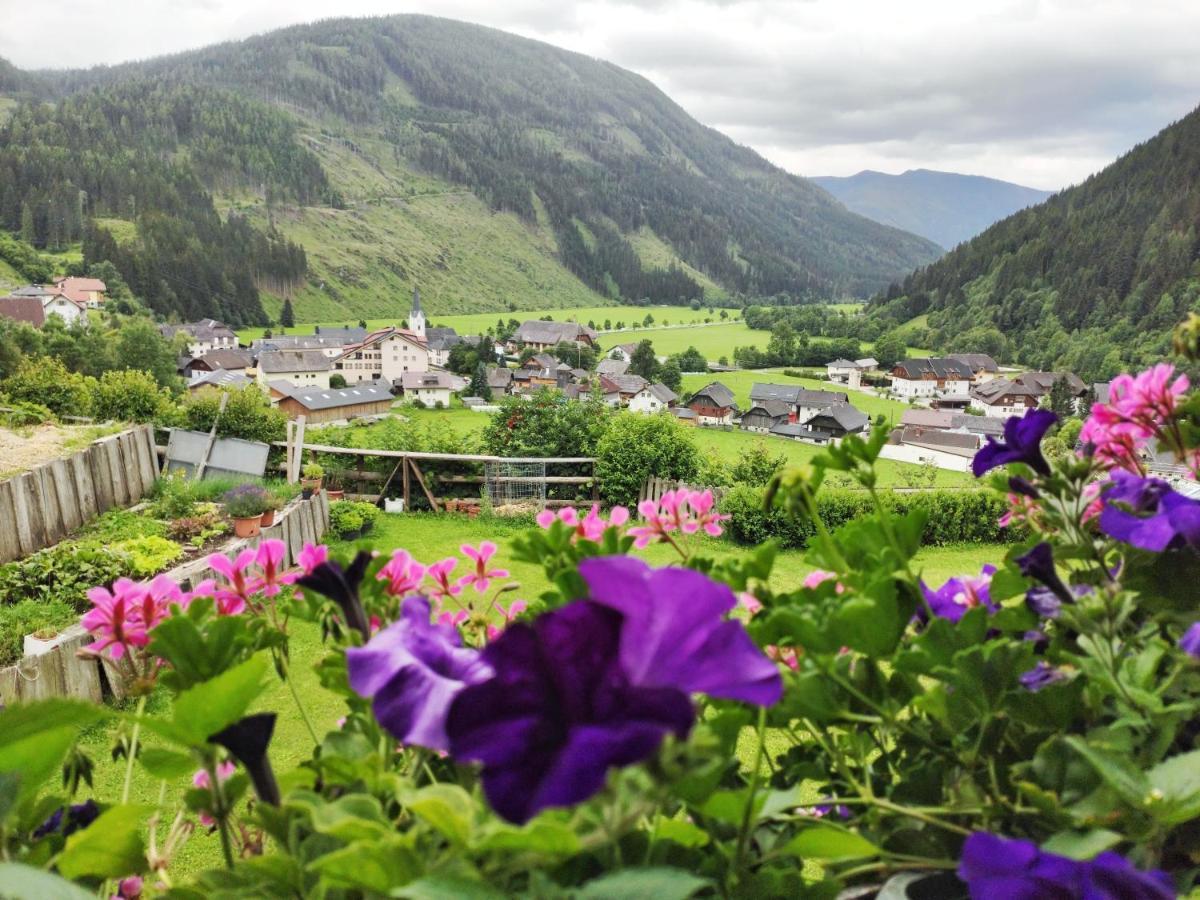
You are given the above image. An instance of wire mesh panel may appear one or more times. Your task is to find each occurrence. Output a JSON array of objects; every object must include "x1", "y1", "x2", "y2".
[{"x1": 485, "y1": 459, "x2": 547, "y2": 510}]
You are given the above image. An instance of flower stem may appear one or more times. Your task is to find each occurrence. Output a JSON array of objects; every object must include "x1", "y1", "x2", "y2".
[
  {"x1": 278, "y1": 650, "x2": 320, "y2": 747},
  {"x1": 121, "y1": 695, "x2": 148, "y2": 804},
  {"x1": 734, "y1": 707, "x2": 768, "y2": 874}
]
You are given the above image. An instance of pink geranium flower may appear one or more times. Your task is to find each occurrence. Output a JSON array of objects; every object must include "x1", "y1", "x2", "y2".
[
  {"x1": 426, "y1": 558, "x2": 462, "y2": 600},
  {"x1": 296, "y1": 543, "x2": 329, "y2": 576},
  {"x1": 538, "y1": 504, "x2": 630, "y2": 541},
  {"x1": 486, "y1": 599, "x2": 528, "y2": 640},
  {"x1": 683, "y1": 490, "x2": 729, "y2": 537},
  {"x1": 457, "y1": 542, "x2": 509, "y2": 593},
  {"x1": 81, "y1": 578, "x2": 150, "y2": 659},
  {"x1": 207, "y1": 548, "x2": 258, "y2": 614},
  {"x1": 193, "y1": 761, "x2": 237, "y2": 827},
  {"x1": 438, "y1": 609, "x2": 469, "y2": 628},
  {"x1": 378, "y1": 549, "x2": 426, "y2": 597},
  {"x1": 802, "y1": 570, "x2": 844, "y2": 593},
  {"x1": 253, "y1": 539, "x2": 288, "y2": 597},
  {"x1": 1081, "y1": 364, "x2": 1192, "y2": 475},
  {"x1": 628, "y1": 489, "x2": 687, "y2": 548},
  {"x1": 738, "y1": 591, "x2": 763, "y2": 617}
]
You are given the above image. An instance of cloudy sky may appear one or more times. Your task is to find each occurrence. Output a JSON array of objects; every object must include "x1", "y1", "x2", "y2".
[{"x1": 3, "y1": 0, "x2": 1198, "y2": 190}]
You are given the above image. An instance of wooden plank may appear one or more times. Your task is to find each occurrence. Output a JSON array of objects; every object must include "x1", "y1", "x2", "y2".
[
  {"x1": 12, "y1": 473, "x2": 44, "y2": 556},
  {"x1": 283, "y1": 509, "x2": 301, "y2": 562},
  {"x1": 36, "y1": 464, "x2": 65, "y2": 545},
  {"x1": 317, "y1": 490, "x2": 331, "y2": 536},
  {"x1": 300, "y1": 502, "x2": 317, "y2": 548},
  {"x1": 134, "y1": 426, "x2": 157, "y2": 498},
  {"x1": 104, "y1": 437, "x2": 130, "y2": 509},
  {"x1": 285, "y1": 420, "x2": 294, "y2": 485},
  {"x1": 270, "y1": 441, "x2": 595, "y2": 465},
  {"x1": 87, "y1": 445, "x2": 113, "y2": 513},
  {"x1": 292, "y1": 416, "x2": 307, "y2": 483},
  {"x1": 71, "y1": 450, "x2": 98, "y2": 525},
  {"x1": 408, "y1": 459, "x2": 440, "y2": 513},
  {"x1": 51, "y1": 459, "x2": 82, "y2": 534},
  {"x1": 195, "y1": 393, "x2": 230, "y2": 481},
  {"x1": 402, "y1": 457, "x2": 411, "y2": 511},
  {"x1": 0, "y1": 480, "x2": 21, "y2": 564},
  {"x1": 57, "y1": 625, "x2": 103, "y2": 703},
  {"x1": 0, "y1": 664, "x2": 19, "y2": 705}
]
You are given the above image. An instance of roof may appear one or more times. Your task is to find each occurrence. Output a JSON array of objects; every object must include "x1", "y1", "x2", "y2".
[
  {"x1": 411, "y1": 287, "x2": 422, "y2": 314},
  {"x1": 949, "y1": 353, "x2": 999, "y2": 373},
  {"x1": 283, "y1": 383, "x2": 394, "y2": 412},
  {"x1": 671, "y1": 407, "x2": 698, "y2": 420},
  {"x1": 688, "y1": 381, "x2": 736, "y2": 409},
  {"x1": 160, "y1": 319, "x2": 237, "y2": 341},
  {"x1": 608, "y1": 373, "x2": 649, "y2": 394},
  {"x1": 597, "y1": 358, "x2": 630, "y2": 377},
  {"x1": 827, "y1": 358, "x2": 858, "y2": 368},
  {"x1": 971, "y1": 378, "x2": 1040, "y2": 405},
  {"x1": 53, "y1": 276, "x2": 107, "y2": 303},
  {"x1": 749, "y1": 383, "x2": 849, "y2": 407},
  {"x1": 0, "y1": 296, "x2": 46, "y2": 327},
  {"x1": 514, "y1": 320, "x2": 596, "y2": 345},
  {"x1": 522, "y1": 353, "x2": 558, "y2": 371},
  {"x1": 253, "y1": 336, "x2": 346, "y2": 352},
  {"x1": 257, "y1": 350, "x2": 331, "y2": 374},
  {"x1": 425, "y1": 327, "x2": 461, "y2": 351},
  {"x1": 744, "y1": 400, "x2": 793, "y2": 420},
  {"x1": 189, "y1": 369, "x2": 253, "y2": 390},
  {"x1": 339, "y1": 327, "x2": 427, "y2": 359},
  {"x1": 770, "y1": 422, "x2": 819, "y2": 439},
  {"x1": 401, "y1": 371, "x2": 458, "y2": 390},
  {"x1": 950, "y1": 414, "x2": 1005, "y2": 436},
  {"x1": 899, "y1": 425, "x2": 980, "y2": 456},
  {"x1": 1015, "y1": 371, "x2": 1087, "y2": 396},
  {"x1": 311, "y1": 326, "x2": 368, "y2": 343},
  {"x1": 900, "y1": 409, "x2": 956, "y2": 429},
  {"x1": 188, "y1": 349, "x2": 252, "y2": 371},
  {"x1": 892, "y1": 358, "x2": 974, "y2": 380},
  {"x1": 855, "y1": 357, "x2": 879, "y2": 369},
  {"x1": 487, "y1": 368, "x2": 513, "y2": 389},
  {"x1": 809, "y1": 404, "x2": 870, "y2": 432},
  {"x1": 646, "y1": 382, "x2": 678, "y2": 404}
]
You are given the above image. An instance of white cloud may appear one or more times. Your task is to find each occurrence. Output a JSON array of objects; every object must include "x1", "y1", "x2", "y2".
[{"x1": 2, "y1": 0, "x2": 1197, "y2": 188}]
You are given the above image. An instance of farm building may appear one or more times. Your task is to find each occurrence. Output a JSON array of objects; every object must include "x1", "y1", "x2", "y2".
[{"x1": 273, "y1": 382, "x2": 395, "y2": 424}]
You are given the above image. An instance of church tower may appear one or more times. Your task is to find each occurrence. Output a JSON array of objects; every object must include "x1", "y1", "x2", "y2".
[{"x1": 409, "y1": 287, "x2": 426, "y2": 340}]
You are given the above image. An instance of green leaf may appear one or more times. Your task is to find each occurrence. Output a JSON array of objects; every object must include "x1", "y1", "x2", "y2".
[
  {"x1": 476, "y1": 819, "x2": 580, "y2": 855},
  {"x1": 0, "y1": 863, "x2": 96, "y2": 900},
  {"x1": 56, "y1": 805, "x2": 147, "y2": 879},
  {"x1": 1041, "y1": 829, "x2": 1122, "y2": 859},
  {"x1": 576, "y1": 867, "x2": 710, "y2": 900},
  {"x1": 0, "y1": 699, "x2": 109, "y2": 748},
  {"x1": 0, "y1": 728, "x2": 80, "y2": 811},
  {"x1": 173, "y1": 653, "x2": 269, "y2": 745},
  {"x1": 652, "y1": 815, "x2": 710, "y2": 848},
  {"x1": 308, "y1": 838, "x2": 422, "y2": 892},
  {"x1": 406, "y1": 784, "x2": 473, "y2": 846},
  {"x1": 1063, "y1": 737, "x2": 1151, "y2": 811},
  {"x1": 1147, "y1": 749, "x2": 1200, "y2": 825},
  {"x1": 139, "y1": 747, "x2": 196, "y2": 780},
  {"x1": 308, "y1": 794, "x2": 393, "y2": 842},
  {"x1": 785, "y1": 825, "x2": 880, "y2": 860},
  {"x1": 393, "y1": 876, "x2": 508, "y2": 899},
  {"x1": 700, "y1": 787, "x2": 760, "y2": 825}
]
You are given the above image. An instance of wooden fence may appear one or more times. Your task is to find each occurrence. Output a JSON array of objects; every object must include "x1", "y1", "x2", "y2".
[
  {"x1": 0, "y1": 425, "x2": 158, "y2": 565},
  {"x1": 0, "y1": 490, "x2": 331, "y2": 706},
  {"x1": 639, "y1": 476, "x2": 726, "y2": 507}
]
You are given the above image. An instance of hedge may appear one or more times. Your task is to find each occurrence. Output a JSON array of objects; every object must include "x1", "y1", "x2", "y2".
[{"x1": 720, "y1": 484, "x2": 1013, "y2": 549}]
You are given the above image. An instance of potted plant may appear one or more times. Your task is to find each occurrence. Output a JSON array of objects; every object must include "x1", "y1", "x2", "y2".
[
  {"x1": 301, "y1": 462, "x2": 324, "y2": 499},
  {"x1": 260, "y1": 492, "x2": 283, "y2": 528},
  {"x1": 326, "y1": 472, "x2": 345, "y2": 502},
  {"x1": 223, "y1": 484, "x2": 270, "y2": 538},
  {"x1": 355, "y1": 501, "x2": 380, "y2": 534},
  {"x1": 329, "y1": 501, "x2": 363, "y2": 539}
]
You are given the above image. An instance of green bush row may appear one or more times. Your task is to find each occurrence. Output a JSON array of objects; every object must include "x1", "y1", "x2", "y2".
[{"x1": 720, "y1": 484, "x2": 1013, "y2": 549}]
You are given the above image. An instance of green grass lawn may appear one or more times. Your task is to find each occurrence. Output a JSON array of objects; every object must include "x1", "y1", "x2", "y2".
[
  {"x1": 82, "y1": 512, "x2": 1003, "y2": 877},
  {"x1": 599, "y1": 322, "x2": 765, "y2": 359}
]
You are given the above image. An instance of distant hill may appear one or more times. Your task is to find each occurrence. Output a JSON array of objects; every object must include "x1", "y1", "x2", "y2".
[
  {"x1": 868, "y1": 105, "x2": 1200, "y2": 381},
  {"x1": 813, "y1": 169, "x2": 1053, "y2": 250},
  {"x1": 0, "y1": 18, "x2": 941, "y2": 326}
]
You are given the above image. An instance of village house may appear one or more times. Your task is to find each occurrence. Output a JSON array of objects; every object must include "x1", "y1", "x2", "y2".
[
  {"x1": 188, "y1": 369, "x2": 253, "y2": 393},
  {"x1": 596, "y1": 375, "x2": 625, "y2": 407},
  {"x1": 888, "y1": 358, "x2": 973, "y2": 399},
  {"x1": 401, "y1": 371, "x2": 459, "y2": 407},
  {"x1": 685, "y1": 381, "x2": 737, "y2": 426},
  {"x1": 1015, "y1": 371, "x2": 1088, "y2": 401},
  {"x1": 628, "y1": 382, "x2": 678, "y2": 414},
  {"x1": 596, "y1": 357, "x2": 630, "y2": 377},
  {"x1": 256, "y1": 349, "x2": 332, "y2": 390},
  {"x1": 805, "y1": 405, "x2": 870, "y2": 442},
  {"x1": 747, "y1": 383, "x2": 849, "y2": 424},
  {"x1": 607, "y1": 343, "x2": 640, "y2": 363},
  {"x1": 334, "y1": 327, "x2": 430, "y2": 386},
  {"x1": 825, "y1": 357, "x2": 878, "y2": 387},
  {"x1": 740, "y1": 400, "x2": 793, "y2": 432},
  {"x1": 160, "y1": 319, "x2": 239, "y2": 357},
  {"x1": 272, "y1": 381, "x2": 394, "y2": 424},
  {"x1": 670, "y1": 407, "x2": 699, "y2": 426},
  {"x1": 425, "y1": 327, "x2": 462, "y2": 367},
  {"x1": 486, "y1": 367, "x2": 514, "y2": 396},
  {"x1": 510, "y1": 320, "x2": 596, "y2": 351},
  {"x1": 969, "y1": 377, "x2": 1043, "y2": 418},
  {"x1": 251, "y1": 335, "x2": 358, "y2": 359},
  {"x1": 948, "y1": 353, "x2": 1000, "y2": 383},
  {"x1": 183, "y1": 349, "x2": 254, "y2": 381},
  {"x1": 5, "y1": 285, "x2": 88, "y2": 327},
  {"x1": 52, "y1": 276, "x2": 107, "y2": 309},
  {"x1": 605, "y1": 373, "x2": 650, "y2": 405},
  {"x1": 0, "y1": 295, "x2": 47, "y2": 328}
]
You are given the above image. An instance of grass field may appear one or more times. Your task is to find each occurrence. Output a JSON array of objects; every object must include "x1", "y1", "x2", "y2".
[
  {"x1": 598, "y1": 322, "x2": 766, "y2": 359},
  {"x1": 84, "y1": 512, "x2": 1004, "y2": 875}
]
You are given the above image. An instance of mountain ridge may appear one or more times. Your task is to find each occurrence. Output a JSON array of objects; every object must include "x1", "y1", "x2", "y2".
[
  {"x1": 812, "y1": 168, "x2": 1054, "y2": 249},
  {"x1": 0, "y1": 16, "x2": 942, "y2": 323}
]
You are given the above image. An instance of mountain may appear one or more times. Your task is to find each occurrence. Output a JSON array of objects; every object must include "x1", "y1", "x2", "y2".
[
  {"x1": 869, "y1": 105, "x2": 1200, "y2": 381},
  {"x1": 812, "y1": 169, "x2": 1053, "y2": 249},
  {"x1": 0, "y1": 18, "x2": 941, "y2": 326}
]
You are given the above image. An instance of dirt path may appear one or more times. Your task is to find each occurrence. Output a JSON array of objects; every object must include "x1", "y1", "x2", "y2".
[{"x1": 0, "y1": 424, "x2": 111, "y2": 479}]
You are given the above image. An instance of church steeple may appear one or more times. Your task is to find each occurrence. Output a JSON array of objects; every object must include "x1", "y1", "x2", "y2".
[{"x1": 409, "y1": 286, "x2": 426, "y2": 339}]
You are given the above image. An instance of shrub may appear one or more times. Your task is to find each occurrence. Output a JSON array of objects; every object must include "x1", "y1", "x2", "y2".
[
  {"x1": 183, "y1": 387, "x2": 287, "y2": 444},
  {"x1": 90, "y1": 369, "x2": 172, "y2": 423},
  {"x1": 721, "y1": 484, "x2": 1011, "y2": 549},
  {"x1": 482, "y1": 390, "x2": 611, "y2": 459},
  {"x1": 110, "y1": 536, "x2": 184, "y2": 576},
  {"x1": 729, "y1": 441, "x2": 787, "y2": 487},
  {"x1": 594, "y1": 412, "x2": 699, "y2": 507},
  {"x1": 80, "y1": 508, "x2": 168, "y2": 542},
  {"x1": 0, "y1": 356, "x2": 94, "y2": 418},
  {"x1": 329, "y1": 502, "x2": 364, "y2": 536},
  {"x1": 150, "y1": 470, "x2": 200, "y2": 519},
  {"x1": 0, "y1": 396, "x2": 55, "y2": 427},
  {"x1": 223, "y1": 483, "x2": 270, "y2": 518}
]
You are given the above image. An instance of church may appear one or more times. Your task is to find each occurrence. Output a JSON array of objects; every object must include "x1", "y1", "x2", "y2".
[{"x1": 331, "y1": 288, "x2": 432, "y2": 386}]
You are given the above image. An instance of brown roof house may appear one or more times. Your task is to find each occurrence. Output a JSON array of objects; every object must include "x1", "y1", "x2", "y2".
[
  {"x1": 687, "y1": 381, "x2": 737, "y2": 426},
  {"x1": 0, "y1": 295, "x2": 46, "y2": 327}
]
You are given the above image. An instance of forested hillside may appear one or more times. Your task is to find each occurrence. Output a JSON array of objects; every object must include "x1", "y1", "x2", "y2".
[
  {"x1": 0, "y1": 15, "x2": 941, "y2": 322},
  {"x1": 812, "y1": 169, "x2": 1052, "y2": 249},
  {"x1": 869, "y1": 104, "x2": 1200, "y2": 380}
]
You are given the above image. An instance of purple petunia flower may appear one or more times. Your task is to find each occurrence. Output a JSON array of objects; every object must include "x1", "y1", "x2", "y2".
[
  {"x1": 578, "y1": 556, "x2": 783, "y2": 705},
  {"x1": 957, "y1": 831, "x2": 1174, "y2": 899},
  {"x1": 446, "y1": 601, "x2": 694, "y2": 824},
  {"x1": 1019, "y1": 661, "x2": 1070, "y2": 693},
  {"x1": 297, "y1": 551, "x2": 374, "y2": 638},
  {"x1": 34, "y1": 800, "x2": 100, "y2": 839},
  {"x1": 1179, "y1": 622, "x2": 1200, "y2": 659},
  {"x1": 209, "y1": 713, "x2": 281, "y2": 806},
  {"x1": 1015, "y1": 542, "x2": 1077, "y2": 606},
  {"x1": 1098, "y1": 471, "x2": 1200, "y2": 553},
  {"x1": 348, "y1": 595, "x2": 492, "y2": 752},
  {"x1": 972, "y1": 408, "x2": 1058, "y2": 478},
  {"x1": 918, "y1": 565, "x2": 998, "y2": 623}
]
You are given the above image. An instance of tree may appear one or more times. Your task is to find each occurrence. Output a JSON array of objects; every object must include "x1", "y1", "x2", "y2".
[
  {"x1": 659, "y1": 359, "x2": 682, "y2": 393},
  {"x1": 872, "y1": 331, "x2": 907, "y2": 369},
  {"x1": 113, "y1": 319, "x2": 181, "y2": 389},
  {"x1": 629, "y1": 340, "x2": 659, "y2": 380},
  {"x1": 673, "y1": 346, "x2": 707, "y2": 373},
  {"x1": 90, "y1": 369, "x2": 171, "y2": 422},
  {"x1": 280, "y1": 298, "x2": 295, "y2": 328},
  {"x1": 1046, "y1": 376, "x2": 1078, "y2": 419},
  {"x1": 481, "y1": 390, "x2": 610, "y2": 459},
  {"x1": 767, "y1": 322, "x2": 798, "y2": 366},
  {"x1": 469, "y1": 362, "x2": 492, "y2": 401},
  {"x1": 330, "y1": 373, "x2": 347, "y2": 388},
  {"x1": 595, "y1": 412, "x2": 698, "y2": 506},
  {"x1": 730, "y1": 441, "x2": 787, "y2": 487},
  {"x1": 642, "y1": 314, "x2": 654, "y2": 327},
  {"x1": 1, "y1": 356, "x2": 94, "y2": 418}
]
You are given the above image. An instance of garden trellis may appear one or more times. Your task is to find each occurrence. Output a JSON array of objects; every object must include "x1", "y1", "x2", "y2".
[{"x1": 484, "y1": 459, "x2": 548, "y2": 508}]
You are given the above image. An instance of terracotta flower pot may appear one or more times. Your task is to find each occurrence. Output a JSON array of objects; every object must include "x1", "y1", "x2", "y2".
[
  {"x1": 328, "y1": 489, "x2": 345, "y2": 501},
  {"x1": 233, "y1": 516, "x2": 262, "y2": 538},
  {"x1": 260, "y1": 509, "x2": 276, "y2": 528}
]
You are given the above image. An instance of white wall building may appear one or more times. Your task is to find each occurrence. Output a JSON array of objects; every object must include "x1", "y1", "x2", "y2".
[
  {"x1": 256, "y1": 350, "x2": 332, "y2": 390},
  {"x1": 628, "y1": 382, "x2": 678, "y2": 414},
  {"x1": 335, "y1": 327, "x2": 430, "y2": 385}
]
